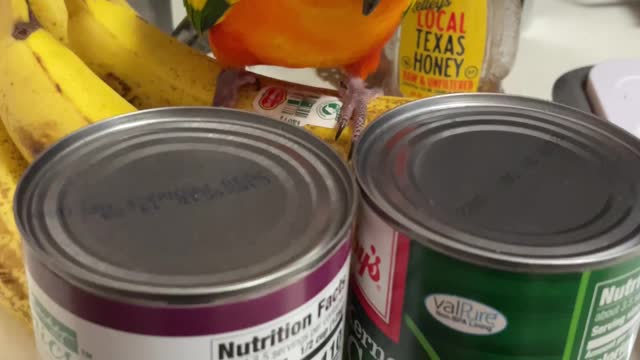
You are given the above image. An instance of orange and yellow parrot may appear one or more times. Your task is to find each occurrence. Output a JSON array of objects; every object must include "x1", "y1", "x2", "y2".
[{"x1": 183, "y1": 0, "x2": 413, "y2": 147}]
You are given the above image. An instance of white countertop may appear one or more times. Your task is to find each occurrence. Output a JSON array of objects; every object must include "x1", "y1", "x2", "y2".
[
  {"x1": 4, "y1": 0, "x2": 640, "y2": 358},
  {"x1": 503, "y1": 0, "x2": 640, "y2": 100}
]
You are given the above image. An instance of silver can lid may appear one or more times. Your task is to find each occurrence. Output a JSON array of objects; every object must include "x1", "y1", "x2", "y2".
[
  {"x1": 354, "y1": 93, "x2": 640, "y2": 272},
  {"x1": 15, "y1": 107, "x2": 357, "y2": 298}
]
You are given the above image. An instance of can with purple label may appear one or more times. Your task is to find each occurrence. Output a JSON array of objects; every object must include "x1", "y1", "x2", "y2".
[{"x1": 14, "y1": 107, "x2": 358, "y2": 360}]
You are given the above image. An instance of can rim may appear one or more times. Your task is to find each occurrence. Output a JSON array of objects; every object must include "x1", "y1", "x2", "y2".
[
  {"x1": 14, "y1": 107, "x2": 360, "y2": 301},
  {"x1": 353, "y1": 93, "x2": 640, "y2": 273}
]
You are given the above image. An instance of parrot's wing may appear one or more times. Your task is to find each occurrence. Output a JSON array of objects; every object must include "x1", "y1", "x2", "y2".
[{"x1": 183, "y1": 0, "x2": 239, "y2": 32}]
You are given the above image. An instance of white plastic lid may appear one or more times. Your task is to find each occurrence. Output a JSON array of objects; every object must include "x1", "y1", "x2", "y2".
[{"x1": 586, "y1": 59, "x2": 640, "y2": 135}]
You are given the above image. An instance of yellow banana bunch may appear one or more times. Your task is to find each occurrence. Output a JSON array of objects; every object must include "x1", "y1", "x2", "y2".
[
  {"x1": 0, "y1": 0, "x2": 137, "y2": 162},
  {"x1": 0, "y1": 119, "x2": 31, "y2": 329},
  {"x1": 65, "y1": 0, "x2": 221, "y2": 108},
  {"x1": 0, "y1": 0, "x2": 140, "y2": 330}
]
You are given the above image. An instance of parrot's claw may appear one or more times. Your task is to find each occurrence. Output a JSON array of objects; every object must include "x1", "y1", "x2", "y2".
[
  {"x1": 334, "y1": 77, "x2": 382, "y2": 157},
  {"x1": 212, "y1": 69, "x2": 259, "y2": 107}
]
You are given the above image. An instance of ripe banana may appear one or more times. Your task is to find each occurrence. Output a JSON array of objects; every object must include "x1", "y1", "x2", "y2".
[
  {"x1": 0, "y1": 0, "x2": 137, "y2": 162},
  {"x1": 0, "y1": 119, "x2": 31, "y2": 329},
  {"x1": 24, "y1": 0, "x2": 137, "y2": 45},
  {"x1": 65, "y1": 0, "x2": 221, "y2": 109},
  {"x1": 26, "y1": 0, "x2": 69, "y2": 44}
]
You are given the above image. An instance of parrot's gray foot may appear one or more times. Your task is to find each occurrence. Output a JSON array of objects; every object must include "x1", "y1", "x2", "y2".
[
  {"x1": 212, "y1": 69, "x2": 258, "y2": 107},
  {"x1": 334, "y1": 77, "x2": 383, "y2": 157}
]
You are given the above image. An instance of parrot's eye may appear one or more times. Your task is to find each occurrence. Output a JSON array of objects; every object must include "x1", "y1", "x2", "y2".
[{"x1": 362, "y1": 0, "x2": 381, "y2": 16}]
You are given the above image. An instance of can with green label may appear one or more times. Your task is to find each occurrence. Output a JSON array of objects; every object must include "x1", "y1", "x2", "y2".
[{"x1": 347, "y1": 93, "x2": 640, "y2": 360}]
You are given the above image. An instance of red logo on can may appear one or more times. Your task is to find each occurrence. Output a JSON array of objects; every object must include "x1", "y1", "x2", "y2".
[
  {"x1": 351, "y1": 204, "x2": 411, "y2": 344},
  {"x1": 355, "y1": 242, "x2": 382, "y2": 283},
  {"x1": 259, "y1": 87, "x2": 287, "y2": 110}
]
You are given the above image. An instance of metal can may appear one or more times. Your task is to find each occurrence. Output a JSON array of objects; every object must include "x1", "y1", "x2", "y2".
[
  {"x1": 347, "y1": 93, "x2": 640, "y2": 360},
  {"x1": 14, "y1": 107, "x2": 358, "y2": 360}
]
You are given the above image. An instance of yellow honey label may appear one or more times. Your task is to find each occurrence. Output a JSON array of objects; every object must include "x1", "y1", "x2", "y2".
[{"x1": 397, "y1": 0, "x2": 487, "y2": 98}]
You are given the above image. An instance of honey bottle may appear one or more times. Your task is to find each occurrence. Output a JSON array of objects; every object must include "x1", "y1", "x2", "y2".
[{"x1": 376, "y1": 0, "x2": 523, "y2": 98}]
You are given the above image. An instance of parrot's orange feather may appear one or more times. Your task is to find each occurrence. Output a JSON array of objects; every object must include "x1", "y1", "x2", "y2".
[{"x1": 207, "y1": 0, "x2": 411, "y2": 79}]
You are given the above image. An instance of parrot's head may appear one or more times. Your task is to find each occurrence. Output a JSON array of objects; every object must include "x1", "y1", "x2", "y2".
[
  {"x1": 362, "y1": 0, "x2": 381, "y2": 15},
  {"x1": 183, "y1": 0, "x2": 235, "y2": 33}
]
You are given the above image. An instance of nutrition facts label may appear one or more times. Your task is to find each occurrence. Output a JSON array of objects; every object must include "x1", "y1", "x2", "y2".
[
  {"x1": 210, "y1": 271, "x2": 347, "y2": 360},
  {"x1": 578, "y1": 269, "x2": 640, "y2": 360},
  {"x1": 27, "y1": 259, "x2": 350, "y2": 360}
]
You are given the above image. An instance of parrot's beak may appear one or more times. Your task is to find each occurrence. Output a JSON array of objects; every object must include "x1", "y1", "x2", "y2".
[{"x1": 362, "y1": 0, "x2": 381, "y2": 15}]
